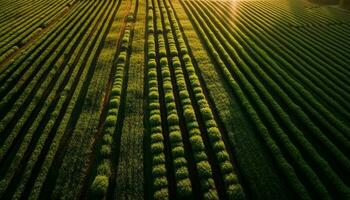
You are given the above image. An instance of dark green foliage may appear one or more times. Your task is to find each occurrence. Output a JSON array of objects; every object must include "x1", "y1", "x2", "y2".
[
  {"x1": 97, "y1": 160, "x2": 112, "y2": 176},
  {"x1": 197, "y1": 161, "x2": 212, "y2": 178},
  {"x1": 100, "y1": 145, "x2": 112, "y2": 157},
  {"x1": 149, "y1": 114, "x2": 161, "y2": 126},
  {"x1": 169, "y1": 131, "x2": 182, "y2": 143},
  {"x1": 103, "y1": 134, "x2": 113, "y2": 145},
  {"x1": 152, "y1": 165, "x2": 167, "y2": 177},
  {"x1": 154, "y1": 188, "x2": 169, "y2": 200},
  {"x1": 151, "y1": 143, "x2": 165, "y2": 154},
  {"x1": 153, "y1": 154, "x2": 166, "y2": 165},
  {"x1": 177, "y1": 178, "x2": 192, "y2": 197},
  {"x1": 91, "y1": 175, "x2": 109, "y2": 196},
  {"x1": 190, "y1": 135, "x2": 205, "y2": 152},
  {"x1": 105, "y1": 115, "x2": 117, "y2": 127}
]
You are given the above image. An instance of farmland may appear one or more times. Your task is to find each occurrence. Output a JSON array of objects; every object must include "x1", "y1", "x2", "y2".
[{"x1": 0, "y1": 0, "x2": 349, "y2": 199}]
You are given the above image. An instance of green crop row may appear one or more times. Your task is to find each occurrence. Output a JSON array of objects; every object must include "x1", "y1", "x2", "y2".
[
  {"x1": 90, "y1": 5, "x2": 135, "y2": 199},
  {"x1": 184, "y1": 0, "x2": 350, "y2": 199},
  {"x1": 0, "y1": 0, "x2": 75, "y2": 60},
  {"x1": 162, "y1": 0, "x2": 246, "y2": 199},
  {"x1": 146, "y1": 5, "x2": 169, "y2": 199},
  {"x1": 209, "y1": 1, "x2": 350, "y2": 156},
  {"x1": 31, "y1": 1, "x2": 117, "y2": 198},
  {"x1": 182, "y1": 1, "x2": 314, "y2": 199},
  {"x1": 0, "y1": 0, "x2": 107, "y2": 198},
  {"x1": 152, "y1": 0, "x2": 193, "y2": 197}
]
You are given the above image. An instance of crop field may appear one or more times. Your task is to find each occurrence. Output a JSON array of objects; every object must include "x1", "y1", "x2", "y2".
[{"x1": 0, "y1": 0, "x2": 349, "y2": 199}]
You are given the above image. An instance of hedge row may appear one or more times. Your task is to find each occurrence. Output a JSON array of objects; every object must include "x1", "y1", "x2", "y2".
[
  {"x1": 153, "y1": 0, "x2": 193, "y2": 197},
  {"x1": 146, "y1": 5, "x2": 169, "y2": 199},
  {"x1": 154, "y1": 0, "x2": 222, "y2": 198},
  {"x1": 162, "y1": 0, "x2": 246, "y2": 199},
  {"x1": 91, "y1": 7, "x2": 136, "y2": 198}
]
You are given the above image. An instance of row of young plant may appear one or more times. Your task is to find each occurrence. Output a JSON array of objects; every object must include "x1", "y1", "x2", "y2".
[
  {"x1": 0, "y1": 0, "x2": 91, "y2": 169},
  {"x1": 0, "y1": 0, "x2": 55, "y2": 36},
  {"x1": 0, "y1": 0, "x2": 75, "y2": 59},
  {"x1": 218, "y1": 1, "x2": 350, "y2": 121},
  {"x1": 210, "y1": 1, "x2": 350, "y2": 150},
  {"x1": 203, "y1": 0, "x2": 350, "y2": 159},
  {"x1": 0, "y1": 0, "x2": 96, "y2": 164},
  {"x1": 0, "y1": 1, "x2": 76, "y2": 83},
  {"x1": 151, "y1": 0, "x2": 197, "y2": 198},
  {"x1": 199, "y1": 0, "x2": 350, "y2": 190},
  {"x1": 151, "y1": 0, "x2": 222, "y2": 199},
  {"x1": 182, "y1": 1, "x2": 318, "y2": 200},
  {"x1": 146, "y1": 4, "x2": 170, "y2": 199},
  {"x1": 0, "y1": 0, "x2": 35, "y2": 22},
  {"x1": 1, "y1": 0, "x2": 112, "y2": 198},
  {"x1": 0, "y1": 1, "x2": 110, "y2": 198},
  {"x1": 232, "y1": 0, "x2": 347, "y2": 75},
  {"x1": 258, "y1": 1, "x2": 350, "y2": 72},
  {"x1": 204, "y1": 1, "x2": 350, "y2": 190},
  {"x1": 0, "y1": 0, "x2": 94, "y2": 128},
  {"x1": 161, "y1": 0, "x2": 246, "y2": 199},
  {"x1": 256, "y1": 1, "x2": 350, "y2": 72},
  {"x1": 5, "y1": 6, "x2": 97, "y2": 195},
  {"x1": 184, "y1": 1, "x2": 350, "y2": 199},
  {"x1": 0, "y1": 0, "x2": 50, "y2": 26},
  {"x1": 234, "y1": 2, "x2": 350, "y2": 130},
  {"x1": 243, "y1": 1, "x2": 350, "y2": 89},
  {"x1": 90, "y1": 17, "x2": 134, "y2": 199},
  {"x1": 91, "y1": 5, "x2": 135, "y2": 196},
  {"x1": 236, "y1": 1, "x2": 350, "y2": 98},
  {"x1": 24, "y1": 1, "x2": 117, "y2": 199},
  {"x1": 0, "y1": 0, "x2": 88, "y2": 115}
]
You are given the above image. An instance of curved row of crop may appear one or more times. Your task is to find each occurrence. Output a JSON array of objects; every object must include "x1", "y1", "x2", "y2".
[
  {"x1": 240, "y1": 2, "x2": 350, "y2": 86},
  {"x1": 214, "y1": 1, "x2": 350, "y2": 122},
  {"x1": 202, "y1": 0, "x2": 350, "y2": 158},
  {"x1": 254, "y1": 1, "x2": 350, "y2": 71},
  {"x1": 189, "y1": 1, "x2": 350, "y2": 197},
  {"x1": 237, "y1": 0, "x2": 347, "y2": 76},
  {"x1": 182, "y1": 0, "x2": 350, "y2": 199},
  {"x1": 228, "y1": 2, "x2": 350, "y2": 110}
]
